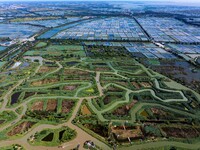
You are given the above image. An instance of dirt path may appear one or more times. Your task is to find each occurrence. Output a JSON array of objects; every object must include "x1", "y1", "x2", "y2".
[
  {"x1": 0, "y1": 57, "x2": 198, "y2": 150},
  {"x1": 88, "y1": 77, "x2": 190, "y2": 123},
  {"x1": 0, "y1": 79, "x2": 24, "y2": 112},
  {"x1": 74, "y1": 83, "x2": 92, "y2": 98},
  {"x1": 28, "y1": 61, "x2": 62, "y2": 82},
  {"x1": 104, "y1": 79, "x2": 188, "y2": 102},
  {"x1": 0, "y1": 59, "x2": 110, "y2": 149},
  {"x1": 95, "y1": 72, "x2": 104, "y2": 96}
]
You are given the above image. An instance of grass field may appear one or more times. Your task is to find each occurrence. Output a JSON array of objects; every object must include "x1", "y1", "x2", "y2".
[
  {"x1": 35, "y1": 42, "x2": 47, "y2": 48},
  {"x1": 0, "y1": 61, "x2": 6, "y2": 68},
  {"x1": 148, "y1": 59, "x2": 160, "y2": 65},
  {"x1": 45, "y1": 45, "x2": 83, "y2": 51},
  {"x1": 24, "y1": 44, "x2": 85, "y2": 57}
]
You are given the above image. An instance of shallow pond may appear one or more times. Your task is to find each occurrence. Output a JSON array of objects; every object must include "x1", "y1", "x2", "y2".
[
  {"x1": 59, "y1": 130, "x2": 65, "y2": 140},
  {"x1": 19, "y1": 62, "x2": 30, "y2": 69},
  {"x1": 11, "y1": 92, "x2": 21, "y2": 105},
  {"x1": 42, "y1": 133, "x2": 54, "y2": 142},
  {"x1": 0, "y1": 46, "x2": 6, "y2": 51}
]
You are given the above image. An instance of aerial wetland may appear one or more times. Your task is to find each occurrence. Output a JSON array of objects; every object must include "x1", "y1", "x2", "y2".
[{"x1": 0, "y1": 1, "x2": 200, "y2": 150}]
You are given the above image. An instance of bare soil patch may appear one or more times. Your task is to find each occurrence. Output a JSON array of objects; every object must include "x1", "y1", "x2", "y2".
[
  {"x1": 63, "y1": 85, "x2": 78, "y2": 91},
  {"x1": 140, "y1": 82, "x2": 152, "y2": 88},
  {"x1": 81, "y1": 104, "x2": 91, "y2": 115},
  {"x1": 162, "y1": 126, "x2": 200, "y2": 138},
  {"x1": 95, "y1": 67, "x2": 110, "y2": 71},
  {"x1": 112, "y1": 100, "x2": 137, "y2": 116},
  {"x1": 112, "y1": 126, "x2": 143, "y2": 141},
  {"x1": 7, "y1": 121, "x2": 35, "y2": 136},
  {"x1": 46, "y1": 99, "x2": 57, "y2": 112},
  {"x1": 64, "y1": 69, "x2": 90, "y2": 76},
  {"x1": 62, "y1": 100, "x2": 75, "y2": 113},
  {"x1": 31, "y1": 101, "x2": 44, "y2": 111},
  {"x1": 31, "y1": 78, "x2": 59, "y2": 86},
  {"x1": 38, "y1": 66, "x2": 56, "y2": 73},
  {"x1": 131, "y1": 82, "x2": 140, "y2": 89}
]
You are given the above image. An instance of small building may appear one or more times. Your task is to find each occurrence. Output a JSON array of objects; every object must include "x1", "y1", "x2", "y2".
[{"x1": 84, "y1": 140, "x2": 95, "y2": 148}]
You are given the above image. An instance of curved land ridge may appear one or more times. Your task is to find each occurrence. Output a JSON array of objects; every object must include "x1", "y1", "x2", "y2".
[{"x1": 0, "y1": 41, "x2": 200, "y2": 150}]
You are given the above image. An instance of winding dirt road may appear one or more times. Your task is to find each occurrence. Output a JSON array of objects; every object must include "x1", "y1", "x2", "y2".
[{"x1": 1, "y1": 58, "x2": 200, "y2": 150}]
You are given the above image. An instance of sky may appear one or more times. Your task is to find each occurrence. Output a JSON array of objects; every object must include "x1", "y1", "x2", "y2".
[{"x1": 0, "y1": 0, "x2": 200, "y2": 4}]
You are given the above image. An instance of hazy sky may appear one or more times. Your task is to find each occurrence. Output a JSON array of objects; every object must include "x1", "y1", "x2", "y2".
[{"x1": 0, "y1": 0, "x2": 200, "y2": 4}]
